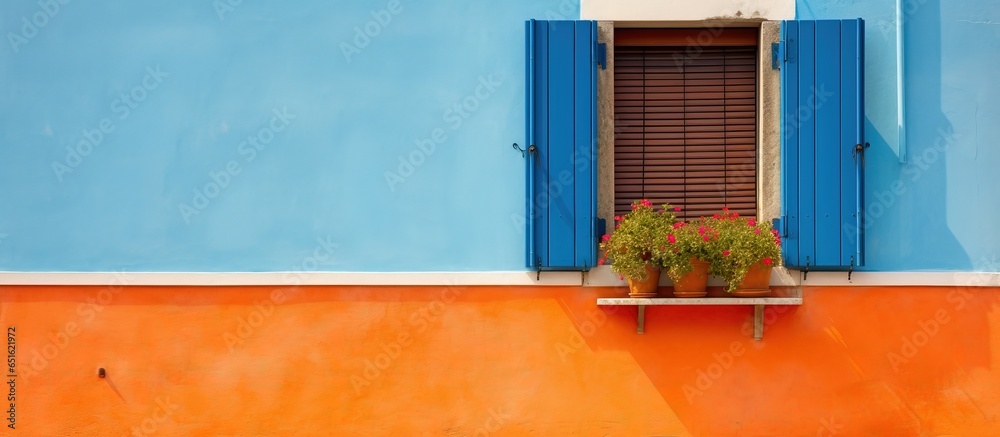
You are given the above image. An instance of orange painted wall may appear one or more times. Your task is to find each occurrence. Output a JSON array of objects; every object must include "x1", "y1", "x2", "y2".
[{"x1": 3, "y1": 284, "x2": 999, "y2": 436}]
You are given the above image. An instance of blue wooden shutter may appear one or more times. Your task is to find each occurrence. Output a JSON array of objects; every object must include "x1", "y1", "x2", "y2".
[
  {"x1": 779, "y1": 19, "x2": 866, "y2": 270},
  {"x1": 525, "y1": 20, "x2": 601, "y2": 271}
]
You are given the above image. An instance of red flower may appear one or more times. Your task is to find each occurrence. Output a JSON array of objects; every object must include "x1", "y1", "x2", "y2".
[
  {"x1": 674, "y1": 249, "x2": 679, "y2": 253},
  {"x1": 598, "y1": 258, "x2": 606, "y2": 266},
  {"x1": 771, "y1": 229, "x2": 779, "y2": 236},
  {"x1": 673, "y1": 222, "x2": 684, "y2": 229},
  {"x1": 698, "y1": 226, "x2": 706, "y2": 235},
  {"x1": 723, "y1": 250, "x2": 730, "y2": 257},
  {"x1": 775, "y1": 239, "x2": 782, "y2": 247},
  {"x1": 668, "y1": 235, "x2": 677, "y2": 244},
  {"x1": 660, "y1": 245, "x2": 666, "y2": 250},
  {"x1": 674, "y1": 206, "x2": 681, "y2": 212},
  {"x1": 712, "y1": 214, "x2": 721, "y2": 219},
  {"x1": 722, "y1": 206, "x2": 729, "y2": 212},
  {"x1": 615, "y1": 215, "x2": 623, "y2": 221},
  {"x1": 763, "y1": 257, "x2": 773, "y2": 266},
  {"x1": 641, "y1": 199, "x2": 652, "y2": 207},
  {"x1": 755, "y1": 228, "x2": 761, "y2": 235},
  {"x1": 618, "y1": 275, "x2": 624, "y2": 280},
  {"x1": 703, "y1": 235, "x2": 710, "y2": 242},
  {"x1": 615, "y1": 224, "x2": 620, "y2": 229},
  {"x1": 748, "y1": 218, "x2": 756, "y2": 227},
  {"x1": 601, "y1": 234, "x2": 610, "y2": 242},
  {"x1": 632, "y1": 204, "x2": 639, "y2": 211}
]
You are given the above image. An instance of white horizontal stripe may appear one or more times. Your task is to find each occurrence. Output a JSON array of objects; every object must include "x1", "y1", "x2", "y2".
[
  {"x1": 790, "y1": 271, "x2": 1000, "y2": 287},
  {"x1": 0, "y1": 271, "x2": 582, "y2": 286},
  {"x1": 0, "y1": 269, "x2": 997, "y2": 287}
]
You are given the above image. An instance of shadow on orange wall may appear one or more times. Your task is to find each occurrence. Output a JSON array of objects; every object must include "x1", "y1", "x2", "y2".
[{"x1": 557, "y1": 286, "x2": 999, "y2": 436}]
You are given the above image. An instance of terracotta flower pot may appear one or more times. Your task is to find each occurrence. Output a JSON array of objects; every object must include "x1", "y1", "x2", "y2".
[
  {"x1": 627, "y1": 264, "x2": 661, "y2": 298},
  {"x1": 732, "y1": 262, "x2": 773, "y2": 297},
  {"x1": 671, "y1": 258, "x2": 709, "y2": 298}
]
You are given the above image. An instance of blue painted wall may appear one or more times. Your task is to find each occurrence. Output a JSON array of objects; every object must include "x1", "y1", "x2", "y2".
[
  {"x1": 3, "y1": 0, "x2": 998, "y2": 273},
  {"x1": 0, "y1": 0, "x2": 578, "y2": 271},
  {"x1": 799, "y1": 0, "x2": 1000, "y2": 271}
]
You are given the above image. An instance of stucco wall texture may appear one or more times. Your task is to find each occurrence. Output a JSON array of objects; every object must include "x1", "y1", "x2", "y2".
[{"x1": 4, "y1": 285, "x2": 999, "y2": 435}]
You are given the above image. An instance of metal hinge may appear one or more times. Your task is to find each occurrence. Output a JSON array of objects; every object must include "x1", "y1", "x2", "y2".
[
  {"x1": 771, "y1": 41, "x2": 785, "y2": 70},
  {"x1": 803, "y1": 256, "x2": 810, "y2": 281},
  {"x1": 848, "y1": 257, "x2": 855, "y2": 281},
  {"x1": 772, "y1": 217, "x2": 786, "y2": 238}
]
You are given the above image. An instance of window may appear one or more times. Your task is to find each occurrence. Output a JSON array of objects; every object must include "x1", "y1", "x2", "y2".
[
  {"x1": 613, "y1": 29, "x2": 758, "y2": 219},
  {"x1": 522, "y1": 19, "x2": 866, "y2": 272}
]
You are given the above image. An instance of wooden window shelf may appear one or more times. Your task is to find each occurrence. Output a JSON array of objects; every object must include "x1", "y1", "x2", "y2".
[{"x1": 596, "y1": 291, "x2": 802, "y2": 339}]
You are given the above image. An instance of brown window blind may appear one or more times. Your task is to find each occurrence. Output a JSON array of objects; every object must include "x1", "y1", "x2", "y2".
[{"x1": 614, "y1": 44, "x2": 758, "y2": 219}]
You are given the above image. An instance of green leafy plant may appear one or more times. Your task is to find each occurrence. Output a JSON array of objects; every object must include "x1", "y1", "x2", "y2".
[
  {"x1": 599, "y1": 199, "x2": 676, "y2": 281},
  {"x1": 652, "y1": 215, "x2": 715, "y2": 282},
  {"x1": 702, "y1": 208, "x2": 783, "y2": 292}
]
